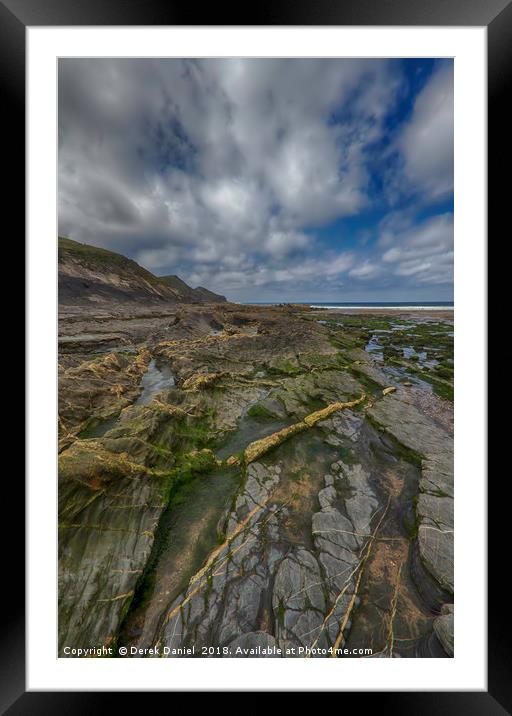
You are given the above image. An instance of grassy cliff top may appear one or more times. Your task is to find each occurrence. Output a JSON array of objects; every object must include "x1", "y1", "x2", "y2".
[{"x1": 58, "y1": 237, "x2": 161, "y2": 285}]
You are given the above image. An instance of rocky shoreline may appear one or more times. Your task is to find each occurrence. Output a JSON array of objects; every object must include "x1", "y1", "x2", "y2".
[{"x1": 58, "y1": 303, "x2": 454, "y2": 658}]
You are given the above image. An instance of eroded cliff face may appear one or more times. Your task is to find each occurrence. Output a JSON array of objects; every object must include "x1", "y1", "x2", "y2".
[
  {"x1": 58, "y1": 303, "x2": 453, "y2": 658},
  {"x1": 58, "y1": 237, "x2": 226, "y2": 306}
]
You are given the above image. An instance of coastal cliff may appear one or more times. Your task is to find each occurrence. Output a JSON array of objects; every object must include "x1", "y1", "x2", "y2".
[{"x1": 58, "y1": 237, "x2": 226, "y2": 306}]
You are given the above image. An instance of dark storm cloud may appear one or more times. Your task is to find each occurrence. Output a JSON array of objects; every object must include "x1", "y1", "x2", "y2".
[{"x1": 58, "y1": 58, "x2": 453, "y2": 301}]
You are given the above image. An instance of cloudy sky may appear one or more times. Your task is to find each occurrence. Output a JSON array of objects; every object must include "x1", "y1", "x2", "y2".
[{"x1": 58, "y1": 58, "x2": 453, "y2": 303}]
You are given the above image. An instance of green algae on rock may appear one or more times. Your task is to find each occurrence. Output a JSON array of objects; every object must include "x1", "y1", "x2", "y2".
[{"x1": 59, "y1": 301, "x2": 454, "y2": 658}]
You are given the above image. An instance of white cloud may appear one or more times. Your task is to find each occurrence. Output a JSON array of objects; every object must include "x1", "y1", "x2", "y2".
[
  {"x1": 349, "y1": 260, "x2": 381, "y2": 279},
  {"x1": 58, "y1": 58, "x2": 453, "y2": 301},
  {"x1": 380, "y1": 212, "x2": 453, "y2": 285},
  {"x1": 59, "y1": 59, "x2": 400, "y2": 263},
  {"x1": 397, "y1": 62, "x2": 454, "y2": 203},
  {"x1": 263, "y1": 227, "x2": 310, "y2": 259}
]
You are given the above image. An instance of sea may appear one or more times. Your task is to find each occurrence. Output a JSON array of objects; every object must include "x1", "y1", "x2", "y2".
[{"x1": 243, "y1": 301, "x2": 454, "y2": 310}]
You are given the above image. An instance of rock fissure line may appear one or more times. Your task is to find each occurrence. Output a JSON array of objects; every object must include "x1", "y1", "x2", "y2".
[
  {"x1": 328, "y1": 496, "x2": 392, "y2": 657},
  {"x1": 386, "y1": 560, "x2": 403, "y2": 658},
  {"x1": 306, "y1": 496, "x2": 391, "y2": 656}
]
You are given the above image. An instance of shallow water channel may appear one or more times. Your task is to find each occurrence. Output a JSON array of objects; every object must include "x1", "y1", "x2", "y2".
[
  {"x1": 135, "y1": 359, "x2": 175, "y2": 405},
  {"x1": 82, "y1": 359, "x2": 175, "y2": 438},
  {"x1": 119, "y1": 463, "x2": 242, "y2": 651}
]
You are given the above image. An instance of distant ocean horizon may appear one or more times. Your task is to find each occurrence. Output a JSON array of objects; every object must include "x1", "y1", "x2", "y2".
[{"x1": 242, "y1": 301, "x2": 454, "y2": 310}]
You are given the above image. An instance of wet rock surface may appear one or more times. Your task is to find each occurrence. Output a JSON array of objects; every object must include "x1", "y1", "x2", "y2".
[
  {"x1": 58, "y1": 303, "x2": 454, "y2": 658},
  {"x1": 433, "y1": 605, "x2": 454, "y2": 657},
  {"x1": 368, "y1": 393, "x2": 454, "y2": 598}
]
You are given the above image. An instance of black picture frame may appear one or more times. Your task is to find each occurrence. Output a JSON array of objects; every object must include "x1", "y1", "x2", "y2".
[{"x1": 6, "y1": 0, "x2": 499, "y2": 710}]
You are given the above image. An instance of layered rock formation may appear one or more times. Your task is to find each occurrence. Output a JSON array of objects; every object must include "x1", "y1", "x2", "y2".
[
  {"x1": 58, "y1": 280, "x2": 454, "y2": 658},
  {"x1": 368, "y1": 393, "x2": 454, "y2": 604}
]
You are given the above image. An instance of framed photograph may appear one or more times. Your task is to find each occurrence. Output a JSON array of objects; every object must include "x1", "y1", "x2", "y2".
[{"x1": 6, "y1": 0, "x2": 501, "y2": 707}]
